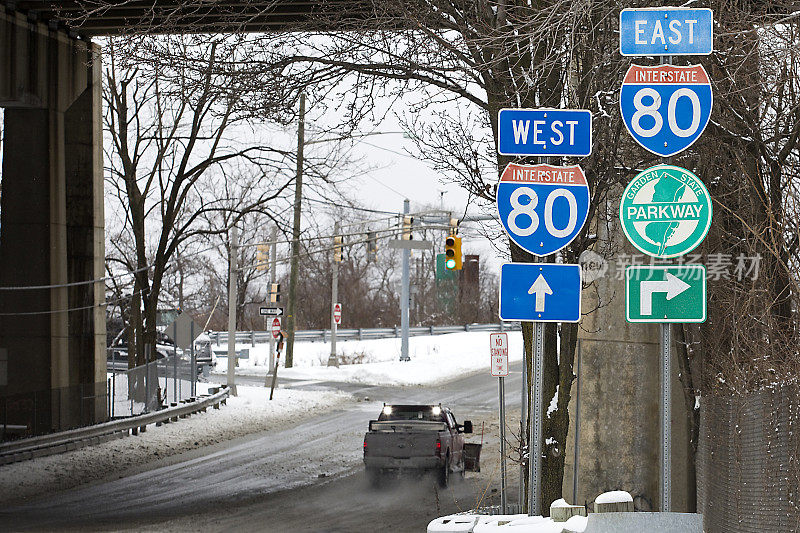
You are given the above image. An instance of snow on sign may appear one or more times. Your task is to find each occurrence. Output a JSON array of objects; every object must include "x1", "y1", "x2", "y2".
[
  {"x1": 333, "y1": 303, "x2": 342, "y2": 325},
  {"x1": 620, "y1": 164, "x2": 712, "y2": 258},
  {"x1": 271, "y1": 317, "x2": 281, "y2": 339},
  {"x1": 497, "y1": 108, "x2": 592, "y2": 157},
  {"x1": 490, "y1": 333, "x2": 509, "y2": 377},
  {"x1": 496, "y1": 163, "x2": 590, "y2": 256},
  {"x1": 620, "y1": 64, "x2": 712, "y2": 158},
  {"x1": 620, "y1": 8, "x2": 713, "y2": 56}
]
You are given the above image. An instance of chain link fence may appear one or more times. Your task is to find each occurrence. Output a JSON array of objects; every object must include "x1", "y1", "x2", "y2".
[
  {"x1": 697, "y1": 384, "x2": 800, "y2": 532},
  {"x1": 108, "y1": 351, "x2": 199, "y2": 418}
]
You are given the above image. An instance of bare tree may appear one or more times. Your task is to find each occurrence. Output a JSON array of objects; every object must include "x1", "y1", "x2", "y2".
[{"x1": 103, "y1": 35, "x2": 296, "y2": 366}]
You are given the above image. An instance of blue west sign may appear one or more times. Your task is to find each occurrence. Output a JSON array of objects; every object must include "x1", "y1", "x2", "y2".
[
  {"x1": 497, "y1": 108, "x2": 592, "y2": 157},
  {"x1": 620, "y1": 8, "x2": 713, "y2": 56},
  {"x1": 496, "y1": 163, "x2": 590, "y2": 257},
  {"x1": 620, "y1": 64, "x2": 713, "y2": 158},
  {"x1": 499, "y1": 263, "x2": 582, "y2": 323}
]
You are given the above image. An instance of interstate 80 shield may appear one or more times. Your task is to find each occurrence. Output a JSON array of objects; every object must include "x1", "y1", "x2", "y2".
[
  {"x1": 496, "y1": 163, "x2": 590, "y2": 256},
  {"x1": 620, "y1": 64, "x2": 712, "y2": 158}
]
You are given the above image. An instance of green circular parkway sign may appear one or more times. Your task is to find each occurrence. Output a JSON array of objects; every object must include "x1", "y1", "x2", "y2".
[{"x1": 620, "y1": 164, "x2": 712, "y2": 258}]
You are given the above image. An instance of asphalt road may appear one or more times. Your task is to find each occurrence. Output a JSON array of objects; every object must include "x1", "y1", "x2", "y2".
[{"x1": 1, "y1": 364, "x2": 522, "y2": 532}]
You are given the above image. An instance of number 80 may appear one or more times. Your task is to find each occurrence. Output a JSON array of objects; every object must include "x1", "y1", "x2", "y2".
[{"x1": 631, "y1": 87, "x2": 702, "y2": 139}]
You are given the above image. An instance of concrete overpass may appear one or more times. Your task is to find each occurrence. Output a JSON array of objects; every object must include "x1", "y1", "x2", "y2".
[{"x1": 0, "y1": 1, "x2": 369, "y2": 434}]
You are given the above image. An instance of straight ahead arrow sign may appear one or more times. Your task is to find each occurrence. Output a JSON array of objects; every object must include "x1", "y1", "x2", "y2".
[
  {"x1": 528, "y1": 274, "x2": 553, "y2": 313},
  {"x1": 640, "y1": 273, "x2": 691, "y2": 315}
]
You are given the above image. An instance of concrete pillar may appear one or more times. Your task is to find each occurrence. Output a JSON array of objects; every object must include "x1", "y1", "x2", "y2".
[
  {"x1": 562, "y1": 197, "x2": 688, "y2": 511},
  {"x1": 0, "y1": 12, "x2": 104, "y2": 433}
]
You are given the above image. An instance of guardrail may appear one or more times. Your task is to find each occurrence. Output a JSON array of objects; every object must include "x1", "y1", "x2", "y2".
[
  {"x1": 210, "y1": 322, "x2": 521, "y2": 345},
  {"x1": 0, "y1": 386, "x2": 230, "y2": 465}
]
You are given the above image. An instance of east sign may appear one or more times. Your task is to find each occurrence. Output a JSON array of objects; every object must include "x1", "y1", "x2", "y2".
[{"x1": 620, "y1": 8, "x2": 713, "y2": 56}]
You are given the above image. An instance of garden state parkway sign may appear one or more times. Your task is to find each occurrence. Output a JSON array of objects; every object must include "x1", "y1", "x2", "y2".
[{"x1": 619, "y1": 164, "x2": 712, "y2": 258}]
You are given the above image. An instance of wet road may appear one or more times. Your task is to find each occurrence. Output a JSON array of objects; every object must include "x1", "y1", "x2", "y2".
[{"x1": 1, "y1": 364, "x2": 522, "y2": 532}]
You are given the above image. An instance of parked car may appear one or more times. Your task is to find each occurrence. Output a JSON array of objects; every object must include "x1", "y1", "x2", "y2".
[{"x1": 363, "y1": 404, "x2": 473, "y2": 487}]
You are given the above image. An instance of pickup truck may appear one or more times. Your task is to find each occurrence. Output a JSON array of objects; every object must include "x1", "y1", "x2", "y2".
[{"x1": 363, "y1": 404, "x2": 473, "y2": 487}]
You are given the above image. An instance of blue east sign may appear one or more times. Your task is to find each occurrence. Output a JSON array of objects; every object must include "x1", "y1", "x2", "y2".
[
  {"x1": 497, "y1": 108, "x2": 592, "y2": 157},
  {"x1": 499, "y1": 263, "x2": 582, "y2": 323},
  {"x1": 620, "y1": 8, "x2": 713, "y2": 56},
  {"x1": 620, "y1": 64, "x2": 713, "y2": 158}
]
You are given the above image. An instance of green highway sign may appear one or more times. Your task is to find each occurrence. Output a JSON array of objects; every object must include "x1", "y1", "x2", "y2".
[
  {"x1": 626, "y1": 265, "x2": 706, "y2": 323},
  {"x1": 620, "y1": 165, "x2": 712, "y2": 258}
]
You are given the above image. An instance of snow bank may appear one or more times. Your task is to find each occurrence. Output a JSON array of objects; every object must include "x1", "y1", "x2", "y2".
[
  {"x1": 218, "y1": 331, "x2": 524, "y2": 386},
  {"x1": 0, "y1": 385, "x2": 351, "y2": 505},
  {"x1": 594, "y1": 490, "x2": 633, "y2": 504}
]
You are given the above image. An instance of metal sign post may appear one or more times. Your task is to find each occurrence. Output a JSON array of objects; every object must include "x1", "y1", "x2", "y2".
[
  {"x1": 491, "y1": 333, "x2": 509, "y2": 514},
  {"x1": 520, "y1": 356, "x2": 527, "y2": 509},
  {"x1": 328, "y1": 222, "x2": 340, "y2": 367},
  {"x1": 499, "y1": 376, "x2": 507, "y2": 513},
  {"x1": 529, "y1": 321, "x2": 545, "y2": 516},
  {"x1": 660, "y1": 322, "x2": 671, "y2": 512}
]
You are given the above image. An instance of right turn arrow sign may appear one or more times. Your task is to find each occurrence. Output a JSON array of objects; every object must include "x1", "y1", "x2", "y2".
[{"x1": 640, "y1": 273, "x2": 691, "y2": 315}]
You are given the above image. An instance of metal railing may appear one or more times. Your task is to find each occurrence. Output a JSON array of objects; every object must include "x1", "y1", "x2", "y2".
[
  {"x1": 209, "y1": 322, "x2": 521, "y2": 346},
  {"x1": 0, "y1": 386, "x2": 229, "y2": 465}
]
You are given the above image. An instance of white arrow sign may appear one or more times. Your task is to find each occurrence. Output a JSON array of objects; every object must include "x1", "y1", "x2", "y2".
[
  {"x1": 640, "y1": 272, "x2": 691, "y2": 315},
  {"x1": 528, "y1": 274, "x2": 553, "y2": 313}
]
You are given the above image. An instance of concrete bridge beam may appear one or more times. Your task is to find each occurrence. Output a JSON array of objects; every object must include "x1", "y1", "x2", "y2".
[{"x1": 0, "y1": 9, "x2": 104, "y2": 433}]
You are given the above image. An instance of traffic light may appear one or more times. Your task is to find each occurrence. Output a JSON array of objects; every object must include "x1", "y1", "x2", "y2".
[
  {"x1": 270, "y1": 283, "x2": 280, "y2": 303},
  {"x1": 444, "y1": 234, "x2": 462, "y2": 270},
  {"x1": 401, "y1": 215, "x2": 414, "y2": 240},
  {"x1": 256, "y1": 244, "x2": 269, "y2": 271},
  {"x1": 333, "y1": 235, "x2": 343, "y2": 262},
  {"x1": 366, "y1": 232, "x2": 378, "y2": 263}
]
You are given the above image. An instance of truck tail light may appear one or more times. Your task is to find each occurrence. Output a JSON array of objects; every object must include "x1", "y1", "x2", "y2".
[
  {"x1": 363, "y1": 439, "x2": 368, "y2": 455},
  {"x1": 435, "y1": 439, "x2": 442, "y2": 456}
]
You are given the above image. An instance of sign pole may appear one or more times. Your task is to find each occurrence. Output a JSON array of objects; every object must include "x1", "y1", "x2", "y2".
[
  {"x1": 226, "y1": 225, "x2": 238, "y2": 396},
  {"x1": 659, "y1": 53, "x2": 672, "y2": 514},
  {"x1": 529, "y1": 320, "x2": 544, "y2": 516},
  {"x1": 268, "y1": 226, "x2": 277, "y2": 373},
  {"x1": 499, "y1": 375, "x2": 507, "y2": 514},
  {"x1": 520, "y1": 356, "x2": 527, "y2": 510},
  {"x1": 400, "y1": 199, "x2": 411, "y2": 361},
  {"x1": 328, "y1": 222, "x2": 340, "y2": 367}
]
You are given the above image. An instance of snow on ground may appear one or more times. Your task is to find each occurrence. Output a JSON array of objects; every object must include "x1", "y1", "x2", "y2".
[
  {"x1": 0, "y1": 385, "x2": 352, "y2": 505},
  {"x1": 214, "y1": 331, "x2": 524, "y2": 386}
]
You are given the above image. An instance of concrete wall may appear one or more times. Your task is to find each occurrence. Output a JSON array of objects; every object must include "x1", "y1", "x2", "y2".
[
  {"x1": 562, "y1": 205, "x2": 689, "y2": 511},
  {"x1": 0, "y1": 11, "x2": 105, "y2": 433}
]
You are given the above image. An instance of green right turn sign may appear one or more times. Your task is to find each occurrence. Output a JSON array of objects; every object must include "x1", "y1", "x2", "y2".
[{"x1": 626, "y1": 265, "x2": 707, "y2": 323}]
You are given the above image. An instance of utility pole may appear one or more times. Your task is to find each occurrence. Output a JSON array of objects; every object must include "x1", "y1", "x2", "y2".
[
  {"x1": 226, "y1": 225, "x2": 238, "y2": 396},
  {"x1": 268, "y1": 226, "x2": 277, "y2": 375},
  {"x1": 285, "y1": 92, "x2": 305, "y2": 369},
  {"x1": 400, "y1": 199, "x2": 411, "y2": 361},
  {"x1": 327, "y1": 221, "x2": 340, "y2": 367}
]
